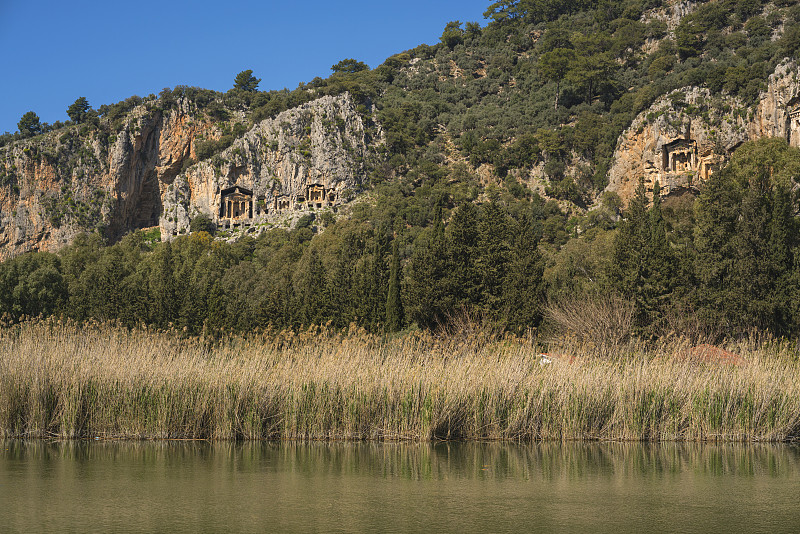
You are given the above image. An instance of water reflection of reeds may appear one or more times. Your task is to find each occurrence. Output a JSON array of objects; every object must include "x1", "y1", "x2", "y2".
[{"x1": 4, "y1": 440, "x2": 799, "y2": 482}]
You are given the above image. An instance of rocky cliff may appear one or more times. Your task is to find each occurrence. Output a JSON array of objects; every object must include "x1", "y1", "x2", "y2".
[
  {"x1": 161, "y1": 93, "x2": 375, "y2": 239},
  {"x1": 606, "y1": 61, "x2": 800, "y2": 204},
  {"x1": 0, "y1": 92, "x2": 377, "y2": 260},
  {"x1": 749, "y1": 60, "x2": 800, "y2": 146}
]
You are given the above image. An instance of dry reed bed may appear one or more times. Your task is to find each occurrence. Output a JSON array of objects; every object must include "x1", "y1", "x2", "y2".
[{"x1": 1, "y1": 320, "x2": 798, "y2": 442}]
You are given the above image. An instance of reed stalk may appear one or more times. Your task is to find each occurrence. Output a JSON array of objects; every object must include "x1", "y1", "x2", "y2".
[{"x1": 1, "y1": 319, "x2": 798, "y2": 442}]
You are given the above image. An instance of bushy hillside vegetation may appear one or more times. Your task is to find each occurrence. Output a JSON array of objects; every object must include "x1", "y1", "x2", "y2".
[{"x1": 2, "y1": 0, "x2": 800, "y2": 340}]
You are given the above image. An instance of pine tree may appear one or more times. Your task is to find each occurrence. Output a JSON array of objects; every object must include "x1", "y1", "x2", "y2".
[
  {"x1": 67, "y1": 97, "x2": 91, "y2": 124},
  {"x1": 233, "y1": 70, "x2": 260, "y2": 92}
]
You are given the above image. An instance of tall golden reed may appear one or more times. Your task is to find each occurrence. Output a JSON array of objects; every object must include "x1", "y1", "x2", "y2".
[{"x1": 0, "y1": 319, "x2": 798, "y2": 442}]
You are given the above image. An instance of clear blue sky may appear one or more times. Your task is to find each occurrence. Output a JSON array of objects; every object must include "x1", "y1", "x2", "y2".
[{"x1": 0, "y1": 1, "x2": 491, "y2": 135}]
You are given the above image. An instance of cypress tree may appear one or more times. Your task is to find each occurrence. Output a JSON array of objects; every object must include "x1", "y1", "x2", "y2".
[
  {"x1": 327, "y1": 234, "x2": 358, "y2": 328},
  {"x1": 446, "y1": 202, "x2": 481, "y2": 310},
  {"x1": 502, "y1": 213, "x2": 544, "y2": 334},
  {"x1": 295, "y1": 247, "x2": 330, "y2": 327},
  {"x1": 476, "y1": 200, "x2": 511, "y2": 318},
  {"x1": 768, "y1": 182, "x2": 795, "y2": 333},
  {"x1": 149, "y1": 241, "x2": 177, "y2": 328},
  {"x1": 610, "y1": 177, "x2": 649, "y2": 327},
  {"x1": 386, "y1": 238, "x2": 404, "y2": 332},
  {"x1": 694, "y1": 168, "x2": 739, "y2": 331},
  {"x1": 641, "y1": 180, "x2": 674, "y2": 332},
  {"x1": 405, "y1": 202, "x2": 450, "y2": 328},
  {"x1": 368, "y1": 232, "x2": 388, "y2": 331},
  {"x1": 732, "y1": 180, "x2": 774, "y2": 331}
]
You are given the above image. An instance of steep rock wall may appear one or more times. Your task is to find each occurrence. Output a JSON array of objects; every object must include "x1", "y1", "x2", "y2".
[
  {"x1": 160, "y1": 93, "x2": 374, "y2": 238},
  {"x1": 606, "y1": 87, "x2": 748, "y2": 203},
  {"x1": 0, "y1": 99, "x2": 214, "y2": 260},
  {"x1": 749, "y1": 60, "x2": 800, "y2": 146},
  {"x1": 0, "y1": 92, "x2": 375, "y2": 259},
  {"x1": 606, "y1": 61, "x2": 800, "y2": 204}
]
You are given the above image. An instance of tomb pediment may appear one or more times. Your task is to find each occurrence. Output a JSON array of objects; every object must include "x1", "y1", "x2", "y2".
[
  {"x1": 661, "y1": 138, "x2": 697, "y2": 173},
  {"x1": 219, "y1": 185, "x2": 253, "y2": 219},
  {"x1": 221, "y1": 185, "x2": 253, "y2": 197}
]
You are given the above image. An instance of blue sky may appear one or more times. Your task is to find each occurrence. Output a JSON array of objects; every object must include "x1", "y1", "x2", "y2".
[{"x1": 0, "y1": 1, "x2": 491, "y2": 134}]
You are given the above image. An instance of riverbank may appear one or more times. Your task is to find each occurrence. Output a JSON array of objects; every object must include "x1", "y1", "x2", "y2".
[{"x1": 1, "y1": 320, "x2": 798, "y2": 441}]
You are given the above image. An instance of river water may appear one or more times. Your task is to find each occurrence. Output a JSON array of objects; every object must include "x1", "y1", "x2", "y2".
[{"x1": 1, "y1": 440, "x2": 798, "y2": 533}]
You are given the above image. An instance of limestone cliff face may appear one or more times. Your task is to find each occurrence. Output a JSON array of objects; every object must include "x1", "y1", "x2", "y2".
[
  {"x1": 0, "y1": 92, "x2": 376, "y2": 259},
  {"x1": 606, "y1": 61, "x2": 800, "y2": 204},
  {"x1": 0, "y1": 98, "x2": 215, "y2": 260},
  {"x1": 606, "y1": 88, "x2": 749, "y2": 204},
  {"x1": 160, "y1": 93, "x2": 374, "y2": 238},
  {"x1": 749, "y1": 60, "x2": 800, "y2": 146}
]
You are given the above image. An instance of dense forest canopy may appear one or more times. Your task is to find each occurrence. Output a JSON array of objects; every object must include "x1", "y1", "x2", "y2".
[{"x1": 2, "y1": 0, "x2": 800, "y2": 340}]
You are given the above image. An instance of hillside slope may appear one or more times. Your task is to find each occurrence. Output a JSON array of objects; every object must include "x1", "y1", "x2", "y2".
[
  {"x1": 3, "y1": 0, "x2": 800, "y2": 257},
  {"x1": 2, "y1": 0, "x2": 800, "y2": 338}
]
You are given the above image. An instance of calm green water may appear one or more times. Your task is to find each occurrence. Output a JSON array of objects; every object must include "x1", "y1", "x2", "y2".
[{"x1": 1, "y1": 440, "x2": 799, "y2": 533}]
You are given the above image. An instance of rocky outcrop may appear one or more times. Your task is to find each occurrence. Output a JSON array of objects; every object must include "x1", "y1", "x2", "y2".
[
  {"x1": 641, "y1": 0, "x2": 698, "y2": 33},
  {"x1": 0, "y1": 99, "x2": 217, "y2": 260},
  {"x1": 607, "y1": 61, "x2": 800, "y2": 204},
  {"x1": 0, "y1": 92, "x2": 377, "y2": 259},
  {"x1": 160, "y1": 93, "x2": 374, "y2": 239},
  {"x1": 750, "y1": 60, "x2": 800, "y2": 146},
  {"x1": 606, "y1": 87, "x2": 749, "y2": 203}
]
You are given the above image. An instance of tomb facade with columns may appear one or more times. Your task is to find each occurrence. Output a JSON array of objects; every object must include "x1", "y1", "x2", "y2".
[{"x1": 219, "y1": 186, "x2": 253, "y2": 220}]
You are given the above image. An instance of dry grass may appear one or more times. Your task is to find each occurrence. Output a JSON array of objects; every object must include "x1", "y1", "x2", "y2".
[{"x1": 1, "y1": 319, "x2": 798, "y2": 442}]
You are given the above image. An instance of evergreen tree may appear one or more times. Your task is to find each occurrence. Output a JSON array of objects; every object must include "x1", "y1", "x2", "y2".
[
  {"x1": 67, "y1": 97, "x2": 91, "y2": 124},
  {"x1": 294, "y1": 247, "x2": 330, "y2": 327},
  {"x1": 693, "y1": 168, "x2": 740, "y2": 332},
  {"x1": 767, "y1": 182, "x2": 795, "y2": 333},
  {"x1": 502, "y1": 213, "x2": 544, "y2": 334},
  {"x1": 386, "y1": 238, "x2": 404, "y2": 332},
  {"x1": 640, "y1": 180, "x2": 674, "y2": 331},
  {"x1": 327, "y1": 234, "x2": 358, "y2": 328},
  {"x1": 476, "y1": 200, "x2": 511, "y2": 319},
  {"x1": 440, "y1": 21, "x2": 465, "y2": 49},
  {"x1": 0, "y1": 252, "x2": 66, "y2": 321},
  {"x1": 17, "y1": 111, "x2": 41, "y2": 138},
  {"x1": 446, "y1": 203, "x2": 480, "y2": 310},
  {"x1": 368, "y1": 234, "x2": 388, "y2": 329},
  {"x1": 331, "y1": 58, "x2": 369, "y2": 74},
  {"x1": 610, "y1": 177, "x2": 649, "y2": 320},
  {"x1": 405, "y1": 203, "x2": 450, "y2": 329},
  {"x1": 233, "y1": 70, "x2": 261, "y2": 92},
  {"x1": 92, "y1": 247, "x2": 128, "y2": 321},
  {"x1": 731, "y1": 179, "x2": 774, "y2": 331},
  {"x1": 148, "y1": 241, "x2": 178, "y2": 328},
  {"x1": 538, "y1": 48, "x2": 576, "y2": 109},
  {"x1": 694, "y1": 138, "x2": 800, "y2": 335}
]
